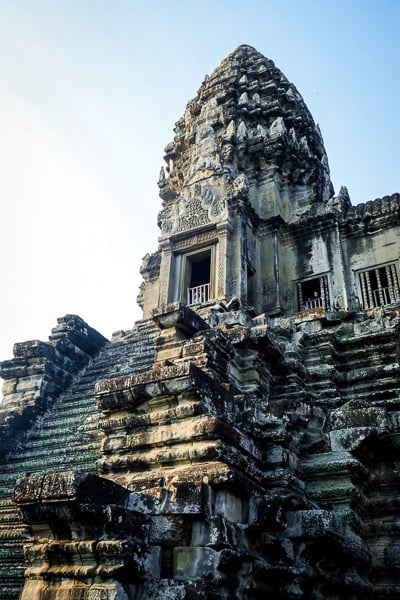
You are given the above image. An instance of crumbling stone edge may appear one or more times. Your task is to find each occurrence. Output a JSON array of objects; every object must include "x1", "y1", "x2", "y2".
[{"x1": 0, "y1": 314, "x2": 108, "y2": 457}]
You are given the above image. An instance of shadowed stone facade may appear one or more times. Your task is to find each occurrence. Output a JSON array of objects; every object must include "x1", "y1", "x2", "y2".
[{"x1": 1, "y1": 45, "x2": 400, "y2": 599}]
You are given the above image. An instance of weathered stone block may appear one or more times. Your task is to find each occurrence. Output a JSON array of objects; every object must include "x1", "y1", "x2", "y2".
[
  {"x1": 15, "y1": 375, "x2": 43, "y2": 393},
  {"x1": 135, "y1": 581, "x2": 186, "y2": 600},
  {"x1": 330, "y1": 404, "x2": 387, "y2": 430},
  {"x1": 153, "y1": 302, "x2": 208, "y2": 337},
  {"x1": 149, "y1": 515, "x2": 191, "y2": 545},
  {"x1": 191, "y1": 515, "x2": 231, "y2": 548},
  {"x1": 330, "y1": 426, "x2": 384, "y2": 452},
  {"x1": 1, "y1": 380, "x2": 16, "y2": 396},
  {"x1": 214, "y1": 489, "x2": 246, "y2": 523},
  {"x1": 174, "y1": 546, "x2": 218, "y2": 579}
]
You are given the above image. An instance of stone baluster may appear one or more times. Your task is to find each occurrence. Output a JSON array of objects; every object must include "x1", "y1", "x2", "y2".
[
  {"x1": 375, "y1": 267, "x2": 385, "y2": 306},
  {"x1": 391, "y1": 264, "x2": 400, "y2": 300},
  {"x1": 365, "y1": 270, "x2": 374, "y2": 308}
]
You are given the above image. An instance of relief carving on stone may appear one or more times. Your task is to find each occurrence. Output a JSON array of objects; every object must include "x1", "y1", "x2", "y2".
[
  {"x1": 232, "y1": 173, "x2": 249, "y2": 200},
  {"x1": 198, "y1": 184, "x2": 226, "y2": 219},
  {"x1": 172, "y1": 229, "x2": 217, "y2": 252},
  {"x1": 174, "y1": 183, "x2": 226, "y2": 234},
  {"x1": 177, "y1": 196, "x2": 210, "y2": 232}
]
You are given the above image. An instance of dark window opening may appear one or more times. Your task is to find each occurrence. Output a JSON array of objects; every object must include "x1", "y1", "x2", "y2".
[
  {"x1": 298, "y1": 276, "x2": 329, "y2": 311},
  {"x1": 186, "y1": 250, "x2": 211, "y2": 305},
  {"x1": 160, "y1": 547, "x2": 174, "y2": 579},
  {"x1": 247, "y1": 266, "x2": 255, "y2": 307},
  {"x1": 190, "y1": 255, "x2": 210, "y2": 288},
  {"x1": 359, "y1": 264, "x2": 400, "y2": 309}
]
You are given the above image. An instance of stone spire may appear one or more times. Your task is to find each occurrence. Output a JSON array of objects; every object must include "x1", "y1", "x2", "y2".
[
  {"x1": 158, "y1": 44, "x2": 333, "y2": 234},
  {"x1": 139, "y1": 46, "x2": 335, "y2": 318}
]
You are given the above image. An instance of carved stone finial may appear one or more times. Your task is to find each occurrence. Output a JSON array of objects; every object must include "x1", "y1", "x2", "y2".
[
  {"x1": 158, "y1": 166, "x2": 166, "y2": 184},
  {"x1": 232, "y1": 174, "x2": 249, "y2": 199}
]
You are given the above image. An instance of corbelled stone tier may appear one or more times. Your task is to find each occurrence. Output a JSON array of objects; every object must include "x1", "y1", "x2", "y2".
[
  {"x1": 1, "y1": 309, "x2": 400, "y2": 598},
  {"x1": 14, "y1": 472, "x2": 151, "y2": 600}
]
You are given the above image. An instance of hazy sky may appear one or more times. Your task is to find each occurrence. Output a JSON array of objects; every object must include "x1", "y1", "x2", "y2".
[{"x1": 0, "y1": 0, "x2": 399, "y2": 368}]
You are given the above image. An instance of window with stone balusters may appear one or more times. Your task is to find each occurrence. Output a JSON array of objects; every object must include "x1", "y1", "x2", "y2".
[
  {"x1": 297, "y1": 275, "x2": 330, "y2": 311},
  {"x1": 358, "y1": 262, "x2": 400, "y2": 309}
]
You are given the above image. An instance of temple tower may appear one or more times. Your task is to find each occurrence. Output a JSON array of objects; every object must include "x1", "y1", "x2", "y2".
[
  {"x1": 139, "y1": 45, "x2": 334, "y2": 318},
  {"x1": 1, "y1": 45, "x2": 400, "y2": 600}
]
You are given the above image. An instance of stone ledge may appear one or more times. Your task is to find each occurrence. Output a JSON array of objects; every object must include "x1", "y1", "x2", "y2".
[
  {"x1": 95, "y1": 362, "x2": 225, "y2": 414},
  {"x1": 152, "y1": 302, "x2": 209, "y2": 336},
  {"x1": 95, "y1": 361, "x2": 194, "y2": 397},
  {"x1": 14, "y1": 471, "x2": 129, "y2": 506}
]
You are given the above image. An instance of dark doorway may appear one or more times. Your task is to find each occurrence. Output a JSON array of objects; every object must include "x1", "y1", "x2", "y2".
[
  {"x1": 189, "y1": 254, "x2": 210, "y2": 288},
  {"x1": 186, "y1": 250, "x2": 211, "y2": 304}
]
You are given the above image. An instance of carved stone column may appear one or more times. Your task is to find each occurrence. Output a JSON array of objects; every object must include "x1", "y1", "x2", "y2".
[
  {"x1": 158, "y1": 241, "x2": 173, "y2": 306},
  {"x1": 216, "y1": 222, "x2": 233, "y2": 299}
]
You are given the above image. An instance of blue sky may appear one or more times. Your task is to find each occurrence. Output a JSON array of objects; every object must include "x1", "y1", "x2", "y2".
[{"x1": 0, "y1": 0, "x2": 399, "y2": 367}]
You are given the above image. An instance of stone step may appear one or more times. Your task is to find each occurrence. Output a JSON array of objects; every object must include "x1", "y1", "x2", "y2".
[
  {"x1": 0, "y1": 321, "x2": 159, "y2": 598},
  {"x1": 0, "y1": 450, "x2": 100, "y2": 474}
]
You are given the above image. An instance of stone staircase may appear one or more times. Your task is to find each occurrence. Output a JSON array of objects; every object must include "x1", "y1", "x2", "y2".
[
  {"x1": 335, "y1": 328, "x2": 399, "y2": 405},
  {"x1": 0, "y1": 319, "x2": 159, "y2": 600}
]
